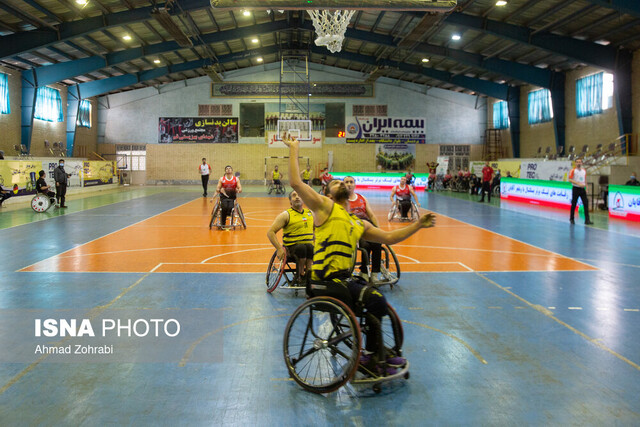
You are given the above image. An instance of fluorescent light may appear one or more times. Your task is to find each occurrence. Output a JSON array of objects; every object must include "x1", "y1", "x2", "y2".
[
  {"x1": 75, "y1": 0, "x2": 87, "y2": 4},
  {"x1": 251, "y1": 38, "x2": 259, "y2": 43},
  {"x1": 153, "y1": 59, "x2": 161, "y2": 64},
  {"x1": 421, "y1": 58, "x2": 430, "y2": 63},
  {"x1": 243, "y1": 10, "x2": 251, "y2": 16},
  {"x1": 123, "y1": 35, "x2": 132, "y2": 41},
  {"x1": 256, "y1": 57, "x2": 263, "y2": 62},
  {"x1": 496, "y1": 0, "x2": 507, "y2": 6},
  {"x1": 451, "y1": 34, "x2": 461, "y2": 41}
]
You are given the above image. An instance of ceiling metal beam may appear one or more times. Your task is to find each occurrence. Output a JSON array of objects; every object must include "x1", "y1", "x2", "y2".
[{"x1": 584, "y1": 0, "x2": 640, "y2": 18}]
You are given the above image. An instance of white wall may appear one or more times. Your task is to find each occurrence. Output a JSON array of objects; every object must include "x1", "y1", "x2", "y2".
[{"x1": 99, "y1": 63, "x2": 486, "y2": 145}]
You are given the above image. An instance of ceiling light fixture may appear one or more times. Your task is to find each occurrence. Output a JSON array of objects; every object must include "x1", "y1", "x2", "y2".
[
  {"x1": 251, "y1": 38, "x2": 259, "y2": 43},
  {"x1": 451, "y1": 34, "x2": 461, "y2": 41},
  {"x1": 257, "y1": 57, "x2": 263, "y2": 62},
  {"x1": 495, "y1": 1, "x2": 507, "y2": 6},
  {"x1": 421, "y1": 58, "x2": 430, "y2": 63},
  {"x1": 122, "y1": 35, "x2": 132, "y2": 41},
  {"x1": 153, "y1": 59, "x2": 161, "y2": 64},
  {"x1": 75, "y1": 0, "x2": 87, "y2": 5},
  {"x1": 243, "y1": 10, "x2": 251, "y2": 16}
]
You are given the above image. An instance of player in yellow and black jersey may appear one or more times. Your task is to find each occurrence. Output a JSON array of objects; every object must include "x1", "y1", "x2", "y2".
[
  {"x1": 282, "y1": 132, "x2": 436, "y2": 376},
  {"x1": 267, "y1": 190, "x2": 314, "y2": 283}
]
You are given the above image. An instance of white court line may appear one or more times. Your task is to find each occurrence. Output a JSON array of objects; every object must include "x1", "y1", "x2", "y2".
[
  {"x1": 394, "y1": 244, "x2": 576, "y2": 258},
  {"x1": 458, "y1": 262, "x2": 474, "y2": 272},
  {"x1": 19, "y1": 198, "x2": 198, "y2": 271},
  {"x1": 395, "y1": 253, "x2": 420, "y2": 263},
  {"x1": 200, "y1": 247, "x2": 272, "y2": 263},
  {"x1": 45, "y1": 243, "x2": 275, "y2": 259}
]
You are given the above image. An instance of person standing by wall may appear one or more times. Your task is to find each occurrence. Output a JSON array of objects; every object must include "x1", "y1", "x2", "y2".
[
  {"x1": 625, "y1": 172, "x2": 639, "y2": 186},
  {"x1": 54, "y1": 159, "x2": 71, "y2": 208},
  {"x1": 199, "y1": 158, "x2": 212, "y2": 197},
  {"x1": 479, "y1": 161, "x2": 494, "y2": 202},
  {"x1": 568, "y1": 159, "x2": 593, "y2": 225}
]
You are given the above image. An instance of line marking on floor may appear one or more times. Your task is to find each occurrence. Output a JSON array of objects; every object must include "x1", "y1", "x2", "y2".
[
  {"x1": 0, "y1": 272, "x2": 152, "y2": 396},
  {"x1": 475, "y1": 272, "x2": 640, "y2": 372}
]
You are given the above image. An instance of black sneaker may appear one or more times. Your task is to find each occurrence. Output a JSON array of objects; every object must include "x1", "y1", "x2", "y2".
[
  {"x1": 585, "y1": 220, "x2": 594, "y2": 225},
  {"x1": 570, "y1": 219, "x2": 575, "y2": 224}
]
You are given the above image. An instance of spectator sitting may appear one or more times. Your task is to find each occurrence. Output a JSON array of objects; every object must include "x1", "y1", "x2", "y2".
[
  {"x1": 0, "y1": 150, "x2": 5, "y2": 160},
  {"x1": 626, "y1": 172, "x2": 639, "y2": 186}
]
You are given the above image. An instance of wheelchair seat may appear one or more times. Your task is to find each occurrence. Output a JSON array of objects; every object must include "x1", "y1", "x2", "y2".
[
  {"x1": 31, "y1": 194, "x2": 56, "y2": 213},
  {"x1": 283, "y1": 296, "x2": 408, "y2": 394},
  {"x1": 266, "y1": 247, "x2": 305, "y2": 294},
  {"x1": 209, "y1": 198, "x2": 246, "y2": 230},
  {"x1": 387, "y1": 200, "x2": 419, "y2": 222},
  {"x1": 354, "y1": 244, "x2": 401, "y2": 288}
]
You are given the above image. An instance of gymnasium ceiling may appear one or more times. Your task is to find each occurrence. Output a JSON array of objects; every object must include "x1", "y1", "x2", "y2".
[{"x1": 1, "y1": 0, "x2": 639, "y2": 98}]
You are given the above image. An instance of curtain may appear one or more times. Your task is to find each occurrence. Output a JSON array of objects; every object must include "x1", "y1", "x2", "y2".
[
  {"x1": 492, "y1": 101, "x2": 509, "y2": 129},
  {"x1": 34, "y1": 86, "x2": 63, "y2": 122},
  {"x1": 576, "y1": 72, "x2": 603, "y2": 118},
  {"x1": 528, "y1": 89, "x2": 553, "y2": 124},
  {"x1": 0, "y1": 73, "x2": 9, "y2": 114},
  {"x1": 77, "y1": 99, "x2": 91, "y2": 128}
]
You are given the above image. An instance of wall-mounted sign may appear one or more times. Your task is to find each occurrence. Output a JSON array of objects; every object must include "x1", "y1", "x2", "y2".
[
  {"x1": 345, "y1": 116, "x2": 426, "y2": 144},
  {"x1": 608, "y1": 185, "x2": 640, "y2": 221},
  {"x1": 158, "y1": 117, "x2": 238, "y2": 143}
]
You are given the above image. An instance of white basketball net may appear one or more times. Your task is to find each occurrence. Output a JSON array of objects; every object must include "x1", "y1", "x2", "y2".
[{"x1": 308, "y1": 10, "x2": 356, "y2": 53}]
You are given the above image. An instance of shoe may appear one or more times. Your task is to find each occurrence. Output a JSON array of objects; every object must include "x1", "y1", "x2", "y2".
[
  {"x1": 60, "y1": 205, "x2": 68, "y2": 208},
  {"x1": 570, "y1": 219, "x2": 575, "y2": 224},
  {"x1": 360, "y1": 353, "x2": 374, "y2": 366},
  {"x1": 386, "y1": 355, "x2": 407, "y2": 367},
  {"x1": 478, "y1": 200, "x2": 484, "y2": 203},
  {"x1": 376, "y1": 363, "x2": 398, "y2": 376},
  {"x1": 585, "y1": 220, "x2": 594, "y2": 225},
  {"x1": 203, "y1": 193, "x2": 207, "y2": 197}
]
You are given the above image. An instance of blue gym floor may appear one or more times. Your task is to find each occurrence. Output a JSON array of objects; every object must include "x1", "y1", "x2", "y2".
[{"x1": 0, "y1": 187, "x2": 638, "y2": 425}]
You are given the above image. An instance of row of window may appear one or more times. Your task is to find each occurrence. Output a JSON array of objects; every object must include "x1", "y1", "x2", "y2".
[
  {"x1": 493, "y1": 72, "x2": 614, "y2": 129},
  {"x1": 0, "y1": 75, "x2": 91, "y2": 127}
]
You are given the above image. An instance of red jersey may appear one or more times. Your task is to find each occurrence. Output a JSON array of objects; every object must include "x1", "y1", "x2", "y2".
[
  {"x1": 394, "y1": 184, "x2": 411, "y2": 200},
  {"x1": 220, "y1": 175, "x2": 238, "y2": 199},
  {"x1": 321, "y1": 173, "x2": 333, "y2": 184},
  {"x1": 463, "y1": 170, "x2": 471, "y2": 178},
  {"x1": 482, "y1": 166, "x2": 494, "y2": 182},
  {"x1": 349, "y1": 193, "x2": 368, "y2": 220}
]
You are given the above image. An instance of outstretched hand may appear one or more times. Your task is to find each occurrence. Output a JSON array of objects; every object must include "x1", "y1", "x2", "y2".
[
  {"x1": 418, "y1": 213, "x2": 436, "y2": 228},
  {"x1": 281, "y1": 132, "x2": 299, "y2": 148}
]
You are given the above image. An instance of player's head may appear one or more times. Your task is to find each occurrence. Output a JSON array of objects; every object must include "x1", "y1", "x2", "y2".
[
  {"x1": 202, "y1": 158, "x2": 206, "y2": 163},
  {"x1": 274, "y1": 165, "x2": 278, "y2": 171},
  {"x1": 288, "y1": 190, "x2": 303, "y2": 210},
  {"x1": 343, "y1": 176, "x2": 356, "y2": 195},
  {"x1": 39, "y1": 170, "x2": 45, "y2": 178},
  {"x1": 225, "y1": 165, "x2": 233, "y2": 174},
  {"x1": 327, "y1": 179, "x2": 348, "y2": 203},
  {"x1": 400, "y1": 176, "x2": 407, "y2": 185}
]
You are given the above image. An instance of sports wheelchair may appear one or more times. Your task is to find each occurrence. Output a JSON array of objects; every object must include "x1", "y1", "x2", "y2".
[
  {"x1": 387, "y1": 200, "x2": 420, "y2": 222},
  {"x1": 354, "y1": 244, "x2": 401, "y2": 288},
  {"x1": 283, "y1": 296, "x2": 408, "y2": 394},
  {"x1": 31, "y1": 193, "x2": 57, "y2": 213},
  {"x1": 267, "y1": 181, "x2": 286, "y2": 195},
  {"x1": 266, "y1": 247, "x2": 306, "y2": 295},
  {"x1": 209, "y1": 197, "x2": 246, "y2": 230}
]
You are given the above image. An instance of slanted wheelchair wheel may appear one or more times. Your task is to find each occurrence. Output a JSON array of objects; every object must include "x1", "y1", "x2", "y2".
[
  {"x1": 382, "y1": 303, "x2": 404, "y2": 356},
  {"x1": 387, "y1": 204, "x2": 397, "y2": 221},
  {"x1": 410, "y1": 202, "x2": 420, "y2": 222},
  {"x1": 266, "y1": 250, "x2": 285, "y2": 293},
  {"x1": 209, "y1": 201, "x2": 220, "y2": 229},
  {"x1": 283, "y1": 297, "x2": 362, "y2": 394},
  {"x1": 492, "y1": 185, "x2": 500, "y2": 196},
  {"x1": 235, "y1": 204, "x2": 247, "y2": 229},
  {"x1": 378, "y1": 245, "x2": 400, "y2": 286}
]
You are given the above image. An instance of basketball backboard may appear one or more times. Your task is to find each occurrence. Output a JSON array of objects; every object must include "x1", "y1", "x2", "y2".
[
  {"x1": 210, "y1": 0, "x2": 457, "y2": 11},
  {"x1": 277, "y1": 119, "x2": 313, "y2": 141}
]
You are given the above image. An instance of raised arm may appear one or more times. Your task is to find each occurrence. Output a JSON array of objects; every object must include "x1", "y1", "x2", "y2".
[
  {"x1": 362, "y1": 213, "x2": 436, "y2": 245},
  {"x1": 282, "y1": 134, "x2": 331, "y2": 215},
  {"x1": 266, "y1": 211, "x2": 289, "y2": 259}
]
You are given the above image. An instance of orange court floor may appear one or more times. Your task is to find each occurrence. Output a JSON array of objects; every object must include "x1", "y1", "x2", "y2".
[{"x1": 20, "y1": 195, "x2": 596, "y2": 274}]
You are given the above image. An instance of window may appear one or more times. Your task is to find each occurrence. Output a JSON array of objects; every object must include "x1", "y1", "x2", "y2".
[
  {"x1": 325, "y1": 103, "x2": 345, "y2": 137},
  {"x1": 77, "y1": 99, "x2": 91, "y2": 128},
  {"x1": 199, "y1": 104, "x2": 232, "y2": 116},
  {"x1": 34, "y1": 87, "x2": 63, "y2": 122},
  {"x1": 527, "y1": 89, "x2": 553, "y2": 125},
  {"x1": 240, "y1": 103, "x2": 265, "y2": 137},
  {"x1": 116, "y1": 144, "x2": 146, "y2": 171},
  {"x1": 492, "y1": 101, "x2": 509, "y2": 129},
  {"x1": 352, "y1": 105, "x2": 387, "y2": 116},
  {"x1": 576, "y1": 72, "x2": 613, "y2": 118},
  {"x1": 0, "y1": 73, "x2": 9, "y2": 114}
]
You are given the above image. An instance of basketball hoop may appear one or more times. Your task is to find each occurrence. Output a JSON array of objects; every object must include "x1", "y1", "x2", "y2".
[{"x1": 308, "y1": 10, "x2": 356, "y2": 53}]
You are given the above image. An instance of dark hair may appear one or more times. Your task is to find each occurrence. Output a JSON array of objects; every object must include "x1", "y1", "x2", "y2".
[
  {"x1": 39, "y1": 170, "x2": 45, "y2": 177},
  {"x1": 344, "y1": 175, "x2": 355, "y2": 182},
  {"x1": 225, "y1": 165, "x2": 232, "y2": 169},
  {"x1": 202, "y1": 158, "x2": 206, "y2": 161},
  {"x1": 288, "y1": 190, "x2": 297, "y2": 201},
  {"x1": 59, "y1": 159, "x2": 64, "y2": 163}
]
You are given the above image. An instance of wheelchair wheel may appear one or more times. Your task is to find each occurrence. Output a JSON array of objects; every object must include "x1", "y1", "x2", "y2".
[
  {"x1": 382, "y1": 303, "x2": 404, "y2": 357},
  {"x1": 31, "y1": 195, "x2": 51, "y2": 213},
  {"x1": 492, "y1": 185, "x2": 500, "y2": 197},
  {"x1": 209, "y1": 200, "x2": 220, "y2": 229},
  {"x1": 234, "y1": 203, "x2": 247, "y2": 229},
  {"x1": 283, "y1": 297, "x2": 362, "y2": 394},
  {"x1": 387, "y1": 203, "x2": 397, "y2": 221},
  {"x1": 378, "y1": 245, "x2": 400, "y2": 286},
  {"x1": 267, "y1": 183, "x2": 274, "y2": 195},
  {"x1": 409, "y1": 202, "x2": 420, "y2": 222},
  {"x1": 266, "y1": 250, "x2": 285, "y2": 293}
]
